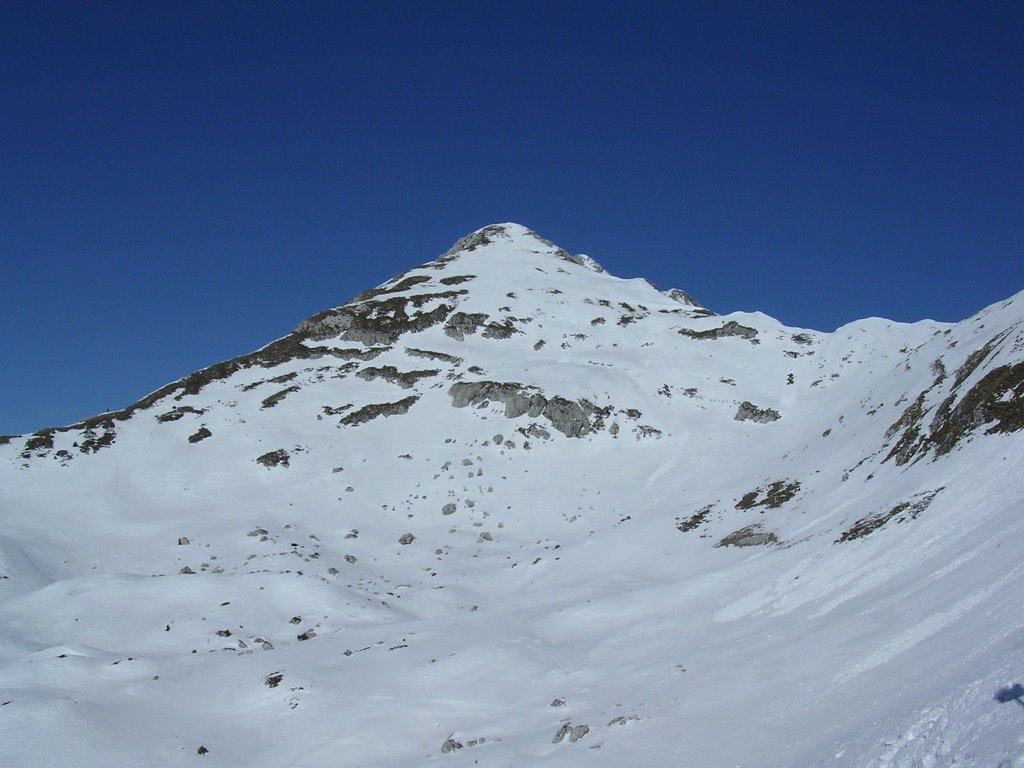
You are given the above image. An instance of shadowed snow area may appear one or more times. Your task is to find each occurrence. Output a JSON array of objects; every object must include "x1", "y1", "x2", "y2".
[{"x1": 2, "y1": 223, "x2": 1024, "y2": 767}]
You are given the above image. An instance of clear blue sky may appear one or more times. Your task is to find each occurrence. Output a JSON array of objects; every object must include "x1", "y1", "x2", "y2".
[{"x1": 2, "y1": 1, "x2": 1022, "y2": 435}]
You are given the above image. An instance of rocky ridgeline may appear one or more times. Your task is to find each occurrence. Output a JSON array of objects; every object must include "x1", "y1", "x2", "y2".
[{"x1": 4, "y1": 223, "x2": 1023, "y2": 488}]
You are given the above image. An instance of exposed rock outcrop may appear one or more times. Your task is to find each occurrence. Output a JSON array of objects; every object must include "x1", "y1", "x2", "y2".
[
  {"x1": 448, "y1": 381, "x2": 606, "y2": 437},
  {"x1": 296, "y1": 293, "x2": 462, "y2": 346},
  {"x1": 734, "y1": 402, "x2": 781, "y2": 423},
  {"x1": 339, "y1": 396, "x2": 420, "y2": 426},
  {"x1": 716, "y1": 524, "x2": 779, "y2": 548},
  {"x1": 884, "y1": 333, "x2": 1024, "y2": 465},
  {"x1": 355, "y1": 366, "x2": 440, "y2": 389},
  {"x1": 678, "y1": 320, "x2": 758, "y2": 342},
  {"x1": 444, "y1": 312, "x2": 489, "y2": 341}
]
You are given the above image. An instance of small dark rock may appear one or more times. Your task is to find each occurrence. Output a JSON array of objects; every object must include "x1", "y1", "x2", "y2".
[
  {"x1": 734, "y1": 401, "x2": 781, "y2": 423},
  {"x1": 441, "y1": 737, "x2": 463, "y2": 753},
  {"x1": 570, "y1": 724, "x2": 590, "y2": 742},
  {"x1": 256, "y1": 449, "x2": 290, "y2": 468},
  {"x1": 265, "y1": 673, "x2": 284, "y2": 688}
]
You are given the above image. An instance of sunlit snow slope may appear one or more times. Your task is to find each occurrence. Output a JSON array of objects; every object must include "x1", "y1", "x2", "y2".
[{"x1": 2, "y1": 223, "x2": 1023, "y2": 767}]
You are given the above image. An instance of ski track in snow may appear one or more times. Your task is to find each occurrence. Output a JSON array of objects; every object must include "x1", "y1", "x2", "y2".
[{"x1": 831, "y1": 562, "x2": 1024, "y2": 687}]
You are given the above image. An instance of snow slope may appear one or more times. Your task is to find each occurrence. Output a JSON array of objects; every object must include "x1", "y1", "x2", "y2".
[{"x1": 2, "y1": 223, "x2": 1023, "y2": 767}]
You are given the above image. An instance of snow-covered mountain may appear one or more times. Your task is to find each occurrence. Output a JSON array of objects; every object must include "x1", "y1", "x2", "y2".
[{"x1": 2, "y1": 223, "x2": 1023, "y2": 767}]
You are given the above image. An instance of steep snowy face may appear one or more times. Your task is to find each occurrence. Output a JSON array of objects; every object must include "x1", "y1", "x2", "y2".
[{"x1": 2, "y1": 225, "x2": 1024, "y2": 768}]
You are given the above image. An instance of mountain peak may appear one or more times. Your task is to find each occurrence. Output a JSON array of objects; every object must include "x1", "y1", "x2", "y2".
[
  {"x1": 441, "y1": 223, "x2": 605, "y2": 273},
  {"x1": 3, "y1": 223, "x2": 1024, "y2": 768}
]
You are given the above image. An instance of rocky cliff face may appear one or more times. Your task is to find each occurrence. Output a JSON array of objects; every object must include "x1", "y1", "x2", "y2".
[{"x1": 2, "y1": 223, "x2": 1023, "y2": 768}]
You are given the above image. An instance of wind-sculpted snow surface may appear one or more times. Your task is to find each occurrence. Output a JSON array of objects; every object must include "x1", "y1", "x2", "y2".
[{"x1": 2, "y1": 223, "x2": 1024, "y2": 767}]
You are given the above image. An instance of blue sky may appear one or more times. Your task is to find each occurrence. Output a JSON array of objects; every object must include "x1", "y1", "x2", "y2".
[{"x1": 2, "y1": 1, "x2": 1022, "y2": 435}]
